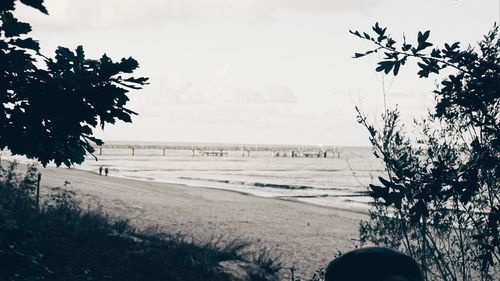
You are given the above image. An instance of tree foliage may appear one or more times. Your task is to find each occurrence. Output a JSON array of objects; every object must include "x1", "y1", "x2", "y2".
[
  {"x1": 353, "y1": 23, "x2": 499, "y2": 280},
  {"x1": 1, "y1": 0, "x2": 148, "y2": 167}
]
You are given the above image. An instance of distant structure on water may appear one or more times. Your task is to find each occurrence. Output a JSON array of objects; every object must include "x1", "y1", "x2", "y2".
[{"x1": 93, "y1": 143, "x2": 342, "y2": 158}]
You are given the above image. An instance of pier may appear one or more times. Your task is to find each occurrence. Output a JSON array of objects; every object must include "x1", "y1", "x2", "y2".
[
  {"x1": 93, "y1": 144, "x2": 341, "y2": 158},
  {"x1": 272, "y1": 149, "x2": 340, "y2": 158},
  {"x1": 192, "y1": 148, "x2": 228, "y2": 157}
]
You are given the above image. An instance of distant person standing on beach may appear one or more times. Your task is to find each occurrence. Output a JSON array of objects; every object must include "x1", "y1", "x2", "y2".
[
  {"x1": 105, "y1": 167, "x2": 109, "y2": 176},
  {"x1": 99, "y1": 166, "x2": 103, "y2": 176}
]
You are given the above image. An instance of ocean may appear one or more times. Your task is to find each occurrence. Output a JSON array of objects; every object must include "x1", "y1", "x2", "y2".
[{"x1": 2, "y1": 143, "x2": 384, "y2": 212}]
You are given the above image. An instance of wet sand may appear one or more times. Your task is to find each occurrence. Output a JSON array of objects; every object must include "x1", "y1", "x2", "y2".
[{"x1": 40, "y1": 166, "x2": 366, "y2": 278}]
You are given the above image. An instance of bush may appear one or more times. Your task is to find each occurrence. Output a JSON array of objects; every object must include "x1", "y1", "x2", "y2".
[{"x1": 352, "y1": 24, "x2": 499, "y2": 280}]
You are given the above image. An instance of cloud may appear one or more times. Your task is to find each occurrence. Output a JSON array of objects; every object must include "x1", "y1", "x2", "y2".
[
  {"x1": 275, "y1": 0, "x2": 380, "y2": 14},
  {"x1": 386, "y1": 91, "x2": 434, "y2": 111},
  {"x1": 217, "y1": 85, "x2": 297, "y2": 104},
  {"x1": 15, "y1": 0, "x2": 382, "y2": 30},
  {"x1": 264, "y1": 86, "x2": 297, "y2": 103},
  {"x1": 126, "y1": 72, "x2": 298, "y2": 124},
  {"x1": 148, "y1": 75, "x2": 205, "y2": 104},
  {"x1": 142, "y1": 72, "x2": 297, "y2": 105}
]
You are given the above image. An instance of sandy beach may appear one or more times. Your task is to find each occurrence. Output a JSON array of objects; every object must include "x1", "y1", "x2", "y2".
[{"x1": 39, "y1": 166, "x2": 367, "y2": 278}]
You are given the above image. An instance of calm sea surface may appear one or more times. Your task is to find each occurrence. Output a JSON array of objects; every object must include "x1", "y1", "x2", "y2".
[{"x1": 3, "y1": 144, "x2": 384, "y2": 212}]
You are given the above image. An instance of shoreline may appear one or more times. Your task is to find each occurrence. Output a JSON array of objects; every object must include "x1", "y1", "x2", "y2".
[
  {"x1": 89, "y1": 168, "x2": 370, "y2": 216},
  {"x1": 73, "y1": 163, "x2": 372, "y2": 215},
  {"x1": 37, "y1": 166, "x2": 366, "y2": 277}
]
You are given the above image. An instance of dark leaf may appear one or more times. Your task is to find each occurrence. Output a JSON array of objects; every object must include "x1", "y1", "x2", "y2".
[
  {"x1": 10, "y1": 38, "x2": 40, "y2": 51},
  {"x1": 378, "y1": 177, "x2": 393, "y2": 188},
  {"x1": 369, "y1": 184, "x2": 389, "y2": 199},
  {"x1": 0, "y1": 0, "x2": 15, "y2": 11},
  {"x1": 1, "y1": 12, "x2": 32, "y2": 37},
  {"x1": 376, "y1": 60, "x2": 394, "y2": 74},
  {"x1": 430, "y1": 48, "x2": 441, "y2": 58},
  {"x1": 20, "y1": 0, "x2": 48, "y2": 14},
  {"x1": 393, "y1": 61, "x2": 401, "y2": 75},
  {"x1": 417, "y1": 30, "x2": 430, "y2": 45},
  {"x1": 386, "y1": 38, "x2": 396, "y2": 48},
  {"x1": 402, "y1": 43, "x2": 412, "y2": 52},
  {"x1": 349, "y1": 30, "x2": 362, "y2": 38}
]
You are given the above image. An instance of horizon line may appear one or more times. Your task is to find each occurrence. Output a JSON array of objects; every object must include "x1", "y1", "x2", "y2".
[{"x1": 99, "y1": 139, "x2": 371, "y2": 148}]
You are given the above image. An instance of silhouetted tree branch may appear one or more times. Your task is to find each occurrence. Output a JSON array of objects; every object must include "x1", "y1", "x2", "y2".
[
  {"x1": 1, "y1": 0, "x2": 148, "y2": 167},
  {"x1": 353, "y1": 23, "x2": 499, "y2": 280}
]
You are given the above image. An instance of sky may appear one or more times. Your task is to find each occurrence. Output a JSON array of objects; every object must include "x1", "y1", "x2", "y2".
[{"x1": 15, "y1": 0, "x2": 500, "y2": 146}]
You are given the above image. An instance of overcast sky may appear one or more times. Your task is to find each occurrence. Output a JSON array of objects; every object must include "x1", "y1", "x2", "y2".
[{"x1": 15, "y1": 0, "x2": 499, "y2": 146}]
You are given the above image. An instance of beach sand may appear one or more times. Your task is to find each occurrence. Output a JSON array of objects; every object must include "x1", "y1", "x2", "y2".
[{"x1": 39, "y1": 166, "x2": 367, "y2": 278}]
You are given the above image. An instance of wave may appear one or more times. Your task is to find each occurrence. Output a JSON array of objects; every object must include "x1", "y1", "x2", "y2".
[
  {"x1": 126, "y1": 175, "x2": 156, "y2": 181},
  {"x1": 278, "y1": 192, "x2": 369, "y2": 199},
  {"x1": 252, "y1": 182, "x2": 313, "y2": 190},
  {"x1": 178, "y1": 176, "x2": 314, "y2": 190}
]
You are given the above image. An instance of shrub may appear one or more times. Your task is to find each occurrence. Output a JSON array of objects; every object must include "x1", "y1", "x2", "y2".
[{"x1": 352, "y1": 24, "x2": 499, "y2": 280}]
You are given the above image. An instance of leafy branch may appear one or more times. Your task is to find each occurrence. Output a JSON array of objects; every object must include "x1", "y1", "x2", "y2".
[
  {"x1": 1, "y1": 1, "x2": 149, "y2": 166},
  {"x1": 354, "y1": 23, "x2": 500, "y2": 280},
  {"x1": 350, "y1": 22, "x2": 477, "y2": 77}
]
